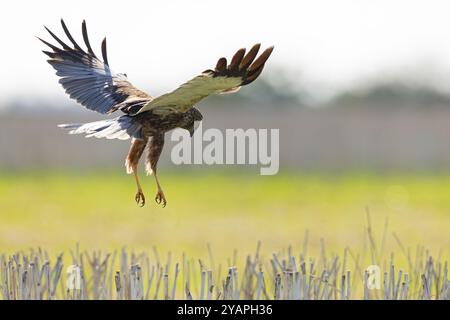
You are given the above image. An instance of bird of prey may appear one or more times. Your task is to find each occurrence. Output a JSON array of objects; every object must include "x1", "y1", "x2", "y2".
[{"x1": 39, "y1": 20, "x2": 274, "y2": 207}]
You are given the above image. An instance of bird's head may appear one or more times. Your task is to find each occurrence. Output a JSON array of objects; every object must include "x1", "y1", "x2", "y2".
[{"x1": 183, "y1": 107, "x2": 203, "y2": 137}]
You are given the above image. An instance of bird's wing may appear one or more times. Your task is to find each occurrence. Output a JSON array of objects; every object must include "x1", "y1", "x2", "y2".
[
  {"x1": 135, "y1": 44, "x2": 274, "y2": 116},
  {"x1": 39, "y1": 20, "x2": 152, "y2": 115}
]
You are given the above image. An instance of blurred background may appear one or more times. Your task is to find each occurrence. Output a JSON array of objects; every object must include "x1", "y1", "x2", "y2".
[{"x1": 0, "y1": 0, "x2": 449, "y2": 264}]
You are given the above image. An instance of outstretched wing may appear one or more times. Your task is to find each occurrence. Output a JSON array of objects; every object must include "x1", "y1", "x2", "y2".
[
  {"x1": 39, "y1": 19, "x2": 152, "y2": 115},
  {"x1": 135, "y1": 44, "x2": 274, "y2": 116}
]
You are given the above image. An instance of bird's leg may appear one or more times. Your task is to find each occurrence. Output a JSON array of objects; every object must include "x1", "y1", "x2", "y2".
[
  {"x1": 126, "y1": 138, "x2": 147, "y2": 207},
  {"x1": 153, "y1": 170, "x2": 166, "y2": 207},
  {"x1": 146, "y1": 134, "x2": 167, "y2": 207},
  {"x1": 133, "y1": 169, "x2": 145, "y2": 206}
]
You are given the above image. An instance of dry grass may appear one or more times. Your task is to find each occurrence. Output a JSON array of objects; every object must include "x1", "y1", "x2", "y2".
[{"x1": 1, "y1": 216, "x2": 448, "y2": 300}]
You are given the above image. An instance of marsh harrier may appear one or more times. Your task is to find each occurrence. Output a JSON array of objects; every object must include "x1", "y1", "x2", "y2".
[{"x1": 39, "y1": 20, "x2": 274, "y2": 207}]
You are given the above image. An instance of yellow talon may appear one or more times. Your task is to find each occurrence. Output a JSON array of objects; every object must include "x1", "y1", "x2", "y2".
[
  {"x1": 155, "y1": 191, "x2": 167, "y2": 208},
  {"x1": 135, "y1": 190, "x2": 145, "y2": 207}
]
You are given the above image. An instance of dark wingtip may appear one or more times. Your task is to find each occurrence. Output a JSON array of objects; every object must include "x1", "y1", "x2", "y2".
[
  {"x1": 247, "y1": 46, "x2": 274, "y2": 74},
  {"x1": 215, "y1": 57, "x2": 227, "y2": 72},
  {"x1": 82, "y1": 20, "x2": 97, "y2": 57},
  {"x1": 241, "y1": 46, "x2": 274, "y2": 85},
  {"x1": 60, "y1": 18, "x2": 68, "y2": 33},
  {"x1": 42, "y1": 50, "x2": 56, "y2": 58},
  {"x1": 228, "y1": 48, "x2": 246, "y2": 71},
  {"x1": 249, "y1": 43, "x2": 261, "y2": 51},
  {"x1": 37, "y1": 36, "x2": 60, "y2": 51},
  {"x1": 60, "y1": 18, "x2": 83, "y2": 52},
  {"x1": 239, "y1": 43, "x2": 261, "y2": 71},
  {"x1": 101, "y1": 37, "x2": 109, "y2": 66},
  {"x1": 43, "y1": 25, "x2": 71, "y2": 50}
]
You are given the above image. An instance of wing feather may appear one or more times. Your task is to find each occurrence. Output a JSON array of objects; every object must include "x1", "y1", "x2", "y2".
[
  {"x1": 81, "y1": 20, "x2": 97, "y2": 58},
  {"x1": 136, "y1": 44, "x2": 274, "y2": 115},
  {"x1": 40, "y1": 20, "x2": 152, "y2": 114},
  {"x1": 240, "y1": 43, "x2": 261, "y2": 70},
  {"x1": 228, "y1": 48, "x2": 246, "y2": 71}
]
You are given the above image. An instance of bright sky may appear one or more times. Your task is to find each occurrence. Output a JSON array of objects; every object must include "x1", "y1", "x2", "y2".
[{"x1": 2, "y1": 0, "x2": 450, "y2": 103}]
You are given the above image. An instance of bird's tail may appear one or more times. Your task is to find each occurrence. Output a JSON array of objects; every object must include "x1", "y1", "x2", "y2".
[{"x1": 58, "y1": 115, "x2": 142, "y2": 140}]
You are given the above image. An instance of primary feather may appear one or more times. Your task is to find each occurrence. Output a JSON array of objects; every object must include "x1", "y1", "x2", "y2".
[
  {"x1": 136, "y1": 44, "x2": 274, "y2": 115},
  {"x1": 39, "y1": 19, "x2": 152, "y2": 115}
]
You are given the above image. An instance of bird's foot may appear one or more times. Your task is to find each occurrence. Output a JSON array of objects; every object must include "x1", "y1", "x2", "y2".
[
  {"x1": 155, "y1": 190, "x2": 167, "y2": 208},
  {"x1": 135, "y1": 190, "x2": 146, "y2": 207}
]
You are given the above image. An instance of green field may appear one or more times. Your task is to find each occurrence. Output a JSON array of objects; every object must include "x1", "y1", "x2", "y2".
[{"x1": 0, "y1": 171, "x2": 448, "y2": 263}]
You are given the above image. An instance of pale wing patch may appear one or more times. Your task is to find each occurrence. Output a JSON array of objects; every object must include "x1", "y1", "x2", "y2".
[
  {"x1": 219, "y1": 86, "x2": 241, "y2": 94},
  {"x1": 137, "y1": 73, "x2": 242, "y2": 115}
]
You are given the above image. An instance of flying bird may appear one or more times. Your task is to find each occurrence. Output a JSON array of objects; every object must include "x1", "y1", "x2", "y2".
[{"x1": 39, "y1": 20, "x2": 274, "y2": 207}]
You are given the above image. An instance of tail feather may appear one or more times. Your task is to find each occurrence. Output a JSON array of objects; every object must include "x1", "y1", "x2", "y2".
[{"x1": 58, "y1": 116, "x2": 142, "y2": 140}]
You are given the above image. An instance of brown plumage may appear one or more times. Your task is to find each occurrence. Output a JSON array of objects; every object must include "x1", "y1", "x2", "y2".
[{"x1": 40, "y1": 20, "x2": 274, "y2": 207}]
